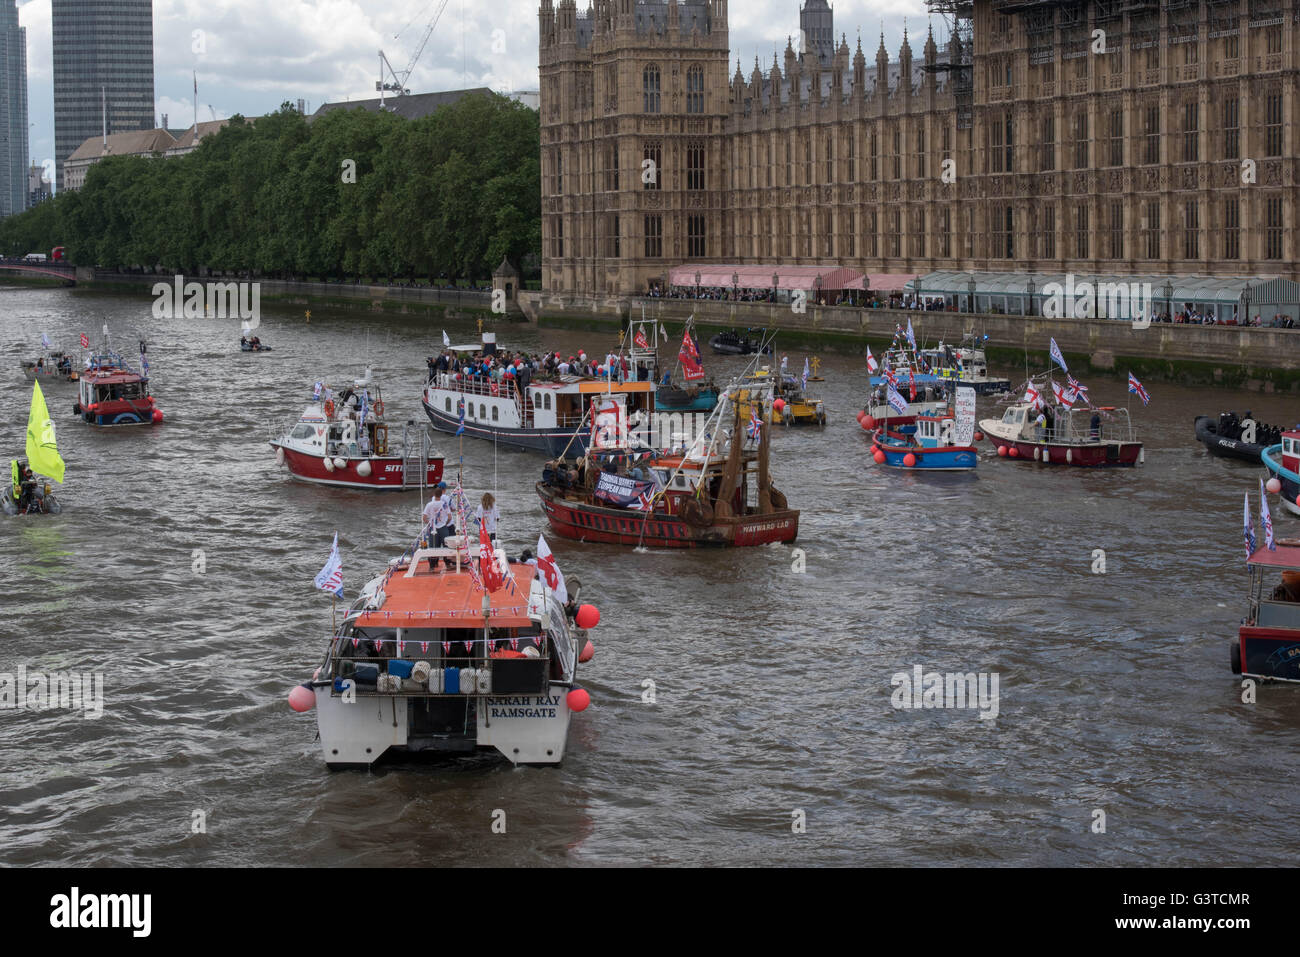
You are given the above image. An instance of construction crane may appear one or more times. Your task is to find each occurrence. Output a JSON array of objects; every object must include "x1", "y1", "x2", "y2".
[{"x1": 377, "y1": 0, "x2": 451, "y2": 106}]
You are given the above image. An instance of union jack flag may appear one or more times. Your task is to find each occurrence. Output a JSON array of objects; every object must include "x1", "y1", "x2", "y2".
[
  {"x1": 1128, "y1": 372, "x2": 1150, "y2": 406},
  {"x1": 636, "y1": 491, "x2": 655, "y2": 511},
  {"x1": 1067, "y1": 375, "x2": 1089, "y2": 399},
  {"x1": 747, "y1": 404, "x2": 762, "y2": 441}
]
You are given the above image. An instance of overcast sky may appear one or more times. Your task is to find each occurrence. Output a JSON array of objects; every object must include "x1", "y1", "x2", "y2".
[{"x1": 18, "y1": 0, "x2": 933, "y2": 186}]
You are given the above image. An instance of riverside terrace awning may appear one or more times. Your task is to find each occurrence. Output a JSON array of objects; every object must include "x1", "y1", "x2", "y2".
[
  {"x1": 914, "y1": 271, "x2": 1267, "y2": 316},
  {"x1": 843, "y1": 274, "x2": 918, "y2": 292},
  {"x1": 667, "y1": 264, "x2": 864, "y2": 291}
]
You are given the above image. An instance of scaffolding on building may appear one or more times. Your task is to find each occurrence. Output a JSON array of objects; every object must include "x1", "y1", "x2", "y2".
[{"x1": 925, "y1": 0, "x2": 974, "y2": 128}]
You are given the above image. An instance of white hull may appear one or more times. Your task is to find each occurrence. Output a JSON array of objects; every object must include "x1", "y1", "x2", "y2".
[{"x1": 316, "y1": 683, "x2": 573, "y2": 767}]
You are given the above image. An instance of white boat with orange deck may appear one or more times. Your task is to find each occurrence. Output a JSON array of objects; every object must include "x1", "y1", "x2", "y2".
[{"x1": 295, "y1": 542, "x2": 595, "y2": 768}]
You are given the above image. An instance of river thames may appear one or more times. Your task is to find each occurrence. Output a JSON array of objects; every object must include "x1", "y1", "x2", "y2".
[{"x1": 1, "y1": 283, "x2": 1297, "y2": 866}]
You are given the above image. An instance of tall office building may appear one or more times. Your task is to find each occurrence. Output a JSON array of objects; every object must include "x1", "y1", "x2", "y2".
[
  {"x1": 52, "y1": 0, "x2": 155, "y2": 191},
  {"x1": 0, "y1": 0, "x2": 28, "y2": 218}
]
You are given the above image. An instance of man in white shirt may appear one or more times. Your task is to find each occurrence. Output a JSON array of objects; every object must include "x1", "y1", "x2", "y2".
[{"x1": 421, "y1": 485, "x2": 456, "y2": 569}]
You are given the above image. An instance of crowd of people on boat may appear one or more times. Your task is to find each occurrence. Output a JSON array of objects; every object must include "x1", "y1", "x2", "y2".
[{"x1": 427, "y1": 347, "x2": 633, "y2": 391}]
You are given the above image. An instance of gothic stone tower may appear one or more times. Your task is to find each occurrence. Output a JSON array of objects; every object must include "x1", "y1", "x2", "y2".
[{"x1": 539, "y1": 0, "x2": 730, "y2": 296}]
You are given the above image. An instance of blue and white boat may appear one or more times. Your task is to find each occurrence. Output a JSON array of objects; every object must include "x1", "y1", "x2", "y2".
[{"x1": 871, "y1": 414, "x2": 978, "y2": 471}]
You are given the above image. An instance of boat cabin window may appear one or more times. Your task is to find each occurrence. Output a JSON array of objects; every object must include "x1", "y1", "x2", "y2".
[
  {"x1": 491, "y1": 406, "x2": 499, "y2": 421},
  {"x1": 445, "y1": 398, "x2": 452, "y2": 413},
  {"x1": 480, "y1": 403, "x2": 486, "y2": 420},
  {"x1": 1286, "y1": 438, "x2": 1295, "y2": 455},
  {"x1": 1002, "y1": 408, "x2": 1024, "y2": 425},
  {"x1": 97, "y1": 382, "x2": 144, "y2": 401},
  {"x1": 290, "y1": 424, "x2": 315, "y2": 440},
  {"x1": 544, "y1": 393, "x2": 552, "y2": 411}
]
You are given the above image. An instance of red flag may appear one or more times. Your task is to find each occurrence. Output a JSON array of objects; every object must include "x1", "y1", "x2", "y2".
[
  {"x1": 679, "y1": 330, "x2": 705, "y2": 382},
  {"x1": 634, "y1": 329, "x2": 649, "y2": 349},
  {"x1": 79, "y1": 333, "x2": 90, "y2": 349},
  {"x1": 908, "y1": 369, "x2": 917, "y2": 402},
  {"x1": 479, "y1": 521, "x2": 504, "y2": 593}
]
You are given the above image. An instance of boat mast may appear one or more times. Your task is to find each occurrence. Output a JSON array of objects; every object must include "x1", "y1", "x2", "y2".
[{"x1": 757, "y1": 401, "x2": 772, "y2": 514}]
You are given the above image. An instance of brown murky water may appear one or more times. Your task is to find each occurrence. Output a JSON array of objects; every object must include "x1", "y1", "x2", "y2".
[{"x1": 2, "y1": 284, "x2": 1297, "y2": 866}]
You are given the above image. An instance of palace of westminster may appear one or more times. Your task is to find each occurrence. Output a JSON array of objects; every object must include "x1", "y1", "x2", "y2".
[{"x1": 538, "y1": 0, "x2": 1300, "y2": 297}]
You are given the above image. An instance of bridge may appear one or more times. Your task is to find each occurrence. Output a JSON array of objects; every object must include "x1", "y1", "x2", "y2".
[{"x1": 0, "y1": 261, "x2": 77, "y2": 283}]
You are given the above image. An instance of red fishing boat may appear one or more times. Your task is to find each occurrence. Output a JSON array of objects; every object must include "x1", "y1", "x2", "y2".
[
  {"x1": 271, "y1": 376, "x2": 444, "y2": 491},
  {"x1": 536, "y1": 394, "x2": 798, "y2": 548}
]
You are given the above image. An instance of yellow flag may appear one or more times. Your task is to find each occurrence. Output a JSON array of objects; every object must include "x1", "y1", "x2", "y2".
[{"x1": 26, "y1": 380, "x2": 64, "y2": 484}]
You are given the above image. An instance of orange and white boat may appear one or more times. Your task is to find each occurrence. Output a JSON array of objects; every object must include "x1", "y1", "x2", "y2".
[{"x1": 300, "y1": 540, "x2": 593, "y2": 768}]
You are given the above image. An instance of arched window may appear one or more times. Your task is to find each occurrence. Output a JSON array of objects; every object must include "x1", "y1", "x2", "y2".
[
  {"x1": 643, "y1": 64, "x2": 661, "y2": 113},
  {"x1": 480, "y1": 404, "x2": 487, "y2": 420},
  {"x1": 492, "y1": 406, "x2": 499, "y2": 422},
  {"x1": 686, "y1": 66, "x2": 704, "y2": 113},
  {"x1": 445, "y1": 398, "x2": 451, "y2": 413},
  {"x1": 544, "y1": 394, "x2": 552, "y2": 411}
]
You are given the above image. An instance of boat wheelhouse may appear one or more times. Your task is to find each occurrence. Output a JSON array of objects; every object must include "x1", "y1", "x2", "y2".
[
  {"x1": 73, "y1": 351, "x2": 161, "y2": 427},
  {"x1": 1262, "y1": 431, "x2": 1300, "y2": 516},
  {"x1": 1232, "y1": 540, "x2": 1300, "y2": 683},
  {"x1": 980, "y1": 401, "x2": 1143, "y2": 467},
  {"x1": 271, "y1": 379, "x2": 444, "y2": 491},
  {"x1": 304, "y1": 551, "x2": 584, "y2": 767}
]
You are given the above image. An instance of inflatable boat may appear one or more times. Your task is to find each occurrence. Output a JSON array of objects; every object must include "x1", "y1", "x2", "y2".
[
  {"x1": 1194, "y1": 413, "x2": 1281, "y2": 463},
  {"x1": 2, "y1": 485, "x2": 62, "y2": 515}
]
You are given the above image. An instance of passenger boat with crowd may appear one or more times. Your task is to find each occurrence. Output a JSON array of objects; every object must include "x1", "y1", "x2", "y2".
[
  {"x1": 423, "y1": 331, "x2": 661, "y2": 456},
  {"x1": 271, "y1": 376, "x2": 444, "y2": 490},
  {"x1": 295, "y1": 538, "x2": 593, "y2": 767}
]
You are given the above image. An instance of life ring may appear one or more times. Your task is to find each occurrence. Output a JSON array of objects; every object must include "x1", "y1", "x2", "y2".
[
  {"x1": 374, "y1": 400, "x2": 385, "y2": 417},
  {"x1": 324, "y1": 399, "x2": 335, "y2": 418}
]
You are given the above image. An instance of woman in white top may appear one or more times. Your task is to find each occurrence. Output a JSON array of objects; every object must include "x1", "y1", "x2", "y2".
[{"x1": 475, "y1": 492, "x2": 500, "y2": 542}]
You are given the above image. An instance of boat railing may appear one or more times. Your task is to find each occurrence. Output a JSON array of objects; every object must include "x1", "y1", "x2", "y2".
[
  {"x1": 435, "y1": 373, "x2": 519, "y2": 401},
  {"x1": 1051, "y1": 411, "x2": 1137, "y2": 444},
  {"x1": 325, "y1": 644, "x2": 554, "y2": 698}
]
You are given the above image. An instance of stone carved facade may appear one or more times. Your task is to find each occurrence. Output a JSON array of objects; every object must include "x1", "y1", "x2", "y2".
[{"x1": 540, "y1": 0, "x2": 1300, "y2": 296}]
